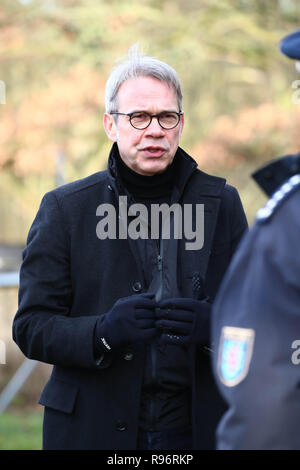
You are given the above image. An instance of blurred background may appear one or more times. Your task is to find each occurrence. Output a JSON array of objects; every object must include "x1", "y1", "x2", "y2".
[{"x1": 0, "y1": 0, "x2": 300, "y2": 449}]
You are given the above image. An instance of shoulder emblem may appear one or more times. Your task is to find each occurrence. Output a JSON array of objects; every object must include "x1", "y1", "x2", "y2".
[
  {"x1": 256, "y1": 174, "x2": 300, "y2": 223},
  {"x1": 217, "y1": 326, "x2": 255, "y2": 387}
]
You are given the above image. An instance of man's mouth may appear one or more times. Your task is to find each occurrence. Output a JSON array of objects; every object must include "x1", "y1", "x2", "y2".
[{"x1": 141, "y1": 146, "x2": 166, "y2": 157}]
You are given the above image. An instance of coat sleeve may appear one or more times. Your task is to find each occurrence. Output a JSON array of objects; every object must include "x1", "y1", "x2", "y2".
[{"x1": 12, "y1": 191, "x2": 112, "y2": 369}]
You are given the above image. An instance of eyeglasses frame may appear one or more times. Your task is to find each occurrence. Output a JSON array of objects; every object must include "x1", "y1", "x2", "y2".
[{"x1": 110, "y1": 110, "x2": 183, "y2": 130}]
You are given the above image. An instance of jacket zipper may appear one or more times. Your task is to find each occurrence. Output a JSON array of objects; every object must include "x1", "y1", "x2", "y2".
[{"x1": 149, "y1": 238, "x2": 163, "y2": 431}]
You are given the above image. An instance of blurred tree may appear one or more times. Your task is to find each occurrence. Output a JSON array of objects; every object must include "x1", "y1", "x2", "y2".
[{"x1": 0, "y1": 0, "x2": 300, "y2": 241}]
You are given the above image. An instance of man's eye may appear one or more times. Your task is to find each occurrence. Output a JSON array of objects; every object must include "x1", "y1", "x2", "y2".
[
  {"x1": 132, "y1": 113, "x2": 148, "y2": 120},
  {"x1": 160, "y1": 113, "x2": 178, "y2": 123},
  {"x1": 162, "y1": 112, "x2": 177, "y2": 119}
]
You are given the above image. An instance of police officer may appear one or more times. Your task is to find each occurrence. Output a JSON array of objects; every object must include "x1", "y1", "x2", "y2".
[{"x1": 211, "y1": 29, "x2": 300, "y2": 450}]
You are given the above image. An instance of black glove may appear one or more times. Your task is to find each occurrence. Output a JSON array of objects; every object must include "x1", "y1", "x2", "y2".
[
  {"x1": 94, "y1": 293, "x2": 156, "y2": 353},
  {"x1": 156, "y1": 297, "x2": 211, "y2": 346}
]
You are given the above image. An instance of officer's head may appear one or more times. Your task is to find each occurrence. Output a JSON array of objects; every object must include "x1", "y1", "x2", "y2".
[
  {"x1": 279, "y1": 28, "x2": 300, "y2": 73},
  {"x1": 103, "y1": 45, "x2": 184, "y2": 176},
  {"x1": 252, "y1": 29, "x2": 300, "y2": 193}
]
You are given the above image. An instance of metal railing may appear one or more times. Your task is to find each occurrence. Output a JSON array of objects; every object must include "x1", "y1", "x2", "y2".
[
  {"x1": 0, "y1": 153, "x2": 66, "y2": 412},
  {"x1": 0, "y1": 272, "x2": 19, "y2": 288}
]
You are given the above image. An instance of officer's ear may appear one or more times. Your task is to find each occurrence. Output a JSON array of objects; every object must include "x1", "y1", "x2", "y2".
[{"x1": 103, "y1": 113, "x2": 117, "y2": 142}]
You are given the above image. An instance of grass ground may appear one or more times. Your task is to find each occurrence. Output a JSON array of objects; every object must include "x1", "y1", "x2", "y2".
[{"x1": 0, "y1": 410, "x2": 43, "y2": 450}]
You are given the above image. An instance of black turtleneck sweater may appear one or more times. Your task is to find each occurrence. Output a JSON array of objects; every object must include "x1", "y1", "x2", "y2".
[{"x1": 116, "y1": 153, "x2": 175, "y2": 207}]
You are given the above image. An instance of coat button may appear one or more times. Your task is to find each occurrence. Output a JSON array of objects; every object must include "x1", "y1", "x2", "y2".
[
  {"x1": 124, "y1": 352, "x2": 133, "y2": 361},
  {"x1": 116, "y1": 420, "x2": 127, "y2": 431},
  {"x1": 132, "y1": 281, "x2": 142, "y2": 292}
]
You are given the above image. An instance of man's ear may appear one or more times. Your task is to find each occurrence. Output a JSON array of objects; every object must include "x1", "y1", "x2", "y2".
[
  {"x1": 103, "y1": 113, "x2": 117, "y2": 142},
  {"x1": 179, "y1": 112, "x2": 184, "y2": 137}
]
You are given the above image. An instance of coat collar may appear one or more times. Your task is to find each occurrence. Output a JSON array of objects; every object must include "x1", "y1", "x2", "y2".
[
  {"x1": 252, "y1": 152, "x2": 300, "y2": 197},
  {"x1": 107, "y1": 142, "x2": 226, "y2": 200}
]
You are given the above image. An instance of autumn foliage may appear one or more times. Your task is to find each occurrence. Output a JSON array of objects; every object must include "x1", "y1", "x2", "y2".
[
  {"x1": 1, "y1": 0, "x2": 300, "y2": 242},
  {"x1": 193, "y1": 103, "x2": 300, "y2": 169}
]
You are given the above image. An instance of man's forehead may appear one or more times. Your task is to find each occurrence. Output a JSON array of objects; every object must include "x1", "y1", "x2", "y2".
[{"x1": 117, "y1": 76, "x2": 178, "y2": 110}]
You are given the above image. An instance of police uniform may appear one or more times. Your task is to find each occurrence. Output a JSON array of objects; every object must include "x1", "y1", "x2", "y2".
[{"x1": 211, "y1": 29, "x2": 300, "y2": 450}]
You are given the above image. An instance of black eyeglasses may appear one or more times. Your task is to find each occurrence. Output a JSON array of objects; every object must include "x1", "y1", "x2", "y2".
[{"x1": 110, "y1": 111, "x2": 183, "y2": 130}]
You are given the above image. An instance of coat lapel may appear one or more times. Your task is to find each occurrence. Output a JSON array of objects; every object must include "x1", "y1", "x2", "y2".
[{"x1": 179, "y1": 170, "x2": 226, "y2": 298}]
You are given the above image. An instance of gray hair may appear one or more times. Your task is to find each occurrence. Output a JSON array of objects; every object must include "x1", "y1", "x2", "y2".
[{"x1": 105, "y1": 44, "x2": 183, "y2": 113}]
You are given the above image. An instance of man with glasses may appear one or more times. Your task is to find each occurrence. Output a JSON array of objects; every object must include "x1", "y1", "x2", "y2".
[{"x1": 13, "y1": 46, "x2": 247, "y2": 450}]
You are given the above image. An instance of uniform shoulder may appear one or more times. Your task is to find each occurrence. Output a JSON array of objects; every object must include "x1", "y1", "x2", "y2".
[{"x1": 256, "y1": 174, "x2": 300, "y2": 223}]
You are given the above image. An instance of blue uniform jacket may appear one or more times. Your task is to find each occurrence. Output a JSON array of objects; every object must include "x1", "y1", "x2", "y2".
[{"x1": 212, "y1": 169, "x2": 300, "y2": 450}]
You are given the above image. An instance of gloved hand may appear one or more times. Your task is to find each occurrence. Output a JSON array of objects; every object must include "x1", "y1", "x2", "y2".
[
  {"x1": 94, "y1": 293, "x2": 156, "y2": 353},
  {"x1": 156, "y1": 297, "x2": 211, "y2": 346}
]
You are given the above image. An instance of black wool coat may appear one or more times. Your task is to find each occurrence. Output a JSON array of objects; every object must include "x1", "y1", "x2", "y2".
[{"x1": 13, "y1": 145, "x2": 248, "y2": 450}]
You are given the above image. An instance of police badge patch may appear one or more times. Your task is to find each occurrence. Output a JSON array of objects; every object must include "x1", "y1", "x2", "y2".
[{"x1": 217, "y1": 326, "x2": 255, "y2": 387}]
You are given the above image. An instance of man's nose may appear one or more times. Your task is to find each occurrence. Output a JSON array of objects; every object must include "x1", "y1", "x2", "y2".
[{"x1": 144, "y1": 117, "x2": 165, "y2": 136}]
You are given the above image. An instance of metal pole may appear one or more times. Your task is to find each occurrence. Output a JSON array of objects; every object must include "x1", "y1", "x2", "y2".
[
  {"x1": 0, "y1": 272, "x2": 19, "y2": 288},
  {"x1": 56, "y1": 150, "x2": 66, "y2": 187},
  {"x1": 0, "y1": 358, "x2": 38, "y2": 413}
]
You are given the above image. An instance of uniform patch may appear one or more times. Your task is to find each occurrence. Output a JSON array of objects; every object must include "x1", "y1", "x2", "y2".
[{"x1": 217, "y1": 326, "x2": 255, "y2": 387}]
